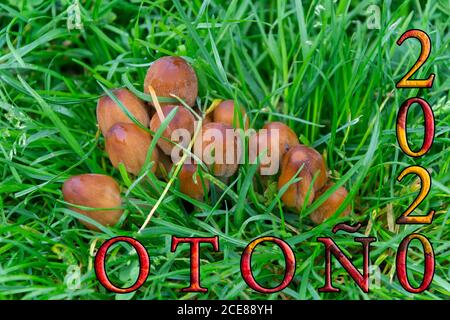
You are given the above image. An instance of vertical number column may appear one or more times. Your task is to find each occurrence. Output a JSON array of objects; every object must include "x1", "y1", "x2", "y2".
[{"x1": 394, "y1": 29, "x2": 436, "y2": 293}]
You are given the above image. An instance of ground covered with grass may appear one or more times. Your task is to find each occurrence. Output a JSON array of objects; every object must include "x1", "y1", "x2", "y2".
[{"x1": 0, "y1": 0, "x2": 449, "y2": 300}]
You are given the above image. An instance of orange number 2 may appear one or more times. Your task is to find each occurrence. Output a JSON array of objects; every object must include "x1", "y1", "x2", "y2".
[
  {"x1": 396, "y1": 29, "x2": 435, "y2": 88},
  {"x1": 396, "y1": 165, "x2": 435, "y2": 224}
]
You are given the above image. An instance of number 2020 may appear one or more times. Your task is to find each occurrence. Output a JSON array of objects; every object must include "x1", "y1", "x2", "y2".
[{"x1": 396, "y1": 29, "x2": 436, "y2": 225}]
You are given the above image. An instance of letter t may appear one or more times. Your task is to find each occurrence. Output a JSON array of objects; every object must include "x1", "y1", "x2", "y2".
[{"x1": 171, "y1": 236, "x2": 220, "y2": 292}]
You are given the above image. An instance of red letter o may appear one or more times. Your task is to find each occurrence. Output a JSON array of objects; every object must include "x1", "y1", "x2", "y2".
[
  {"x1": 95, "y1": 236, "x2": 150, "y2": 293},
  {"x1": 241, "y1": 236, "x2": 296, "y2": 293}
]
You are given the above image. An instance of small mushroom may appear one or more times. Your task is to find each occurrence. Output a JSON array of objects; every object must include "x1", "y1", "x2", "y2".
[
  {"x1": 105, "y1": 123, "x2": 159, "y2": 175},
  {"x1": 149, "y1": 105, "x2": 195, "y2": 155},
  {"x1": 281, "y1": 144, "x2": 327, "y2": 192},
  {"x1": 144, "y1": 56, "x2": 198, "y2": 107},
  {"x1": 278, "y1": 156, "x2": 314, "y2": 210},
  {"x1": 310, "y1": 182, "x2": 351, "y2": 224},
  {"x1": 248, "y1": 130, "x2": 280, "y2": 175},
  {"x1": 194, "y1": 122, "x2": 240, "y2": 177},
  {"x1": 179, "y1": 163, "x2": 209, "y2": 201},
  {"x1": 96, "y1": 88, "x2": 149, "y2": 136},
  {"x1": 212, "y1": 100, "x2": 249, "y2": 129},
  {"x1": 62, "y1": 174, "x2": 123, "y2": 231},
  {"x1": 262, "y1": 122, "x2": 299, "y2": 157}
]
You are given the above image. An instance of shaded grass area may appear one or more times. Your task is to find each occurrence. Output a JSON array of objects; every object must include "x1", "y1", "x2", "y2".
[{"x1": 0, "y1": 0, "x2": 448, "y2": 300}]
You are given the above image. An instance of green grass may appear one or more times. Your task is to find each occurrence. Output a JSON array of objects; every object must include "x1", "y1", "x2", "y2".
[{"x1": 0, "y1": 0, "x2": 449, "y2": 300}]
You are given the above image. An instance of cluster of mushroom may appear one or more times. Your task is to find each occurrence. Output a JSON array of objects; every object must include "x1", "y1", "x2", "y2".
[{"x1": 62, "y1": 56, "x2": 350, "y2": 231}]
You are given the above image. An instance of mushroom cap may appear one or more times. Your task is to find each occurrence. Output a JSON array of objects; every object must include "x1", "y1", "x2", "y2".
[
  {"x1": 262, "y1": 121, "x2": 299, "y2": 157},
  {"x1": 280, "y1": 144, "x2": 327, "y2": 192},
  {"x1": 105, "y1": 122, "x2": 159, "y2": 175},
  {"x1": 62, "y1": 174, "x2": 123, "y2": 231},
  {"x1": 149, "y1": 105, "x2": 195, "y2": 155},
  {"x1": 179, "y1": 163, "x2": 209, "y2": 200},
  {"x1": 144, "y1": 56, "x2": 198, "y2": 107},
  {"x1": 278, "y1": 158, "x2": 314, "y2": 210},
  {"x1": 248, "y1": 130, "x2": 281, "y2": 175},
  {"x1": 96, "y1": 88, "x2": 149, "y2": 136},
  {"x1": 213, "y1": 100, "x2": 249, "y2": 129},
  {"x1": 310, "y1": 182, "x2": 351, "y2": 224},
  {"x1": 194, "y1": 122, "x2": 240, "y2": 177}
]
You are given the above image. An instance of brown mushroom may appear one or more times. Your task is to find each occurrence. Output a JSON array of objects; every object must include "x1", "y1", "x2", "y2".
[
  {"x1": 278, "y1": 156, "x2": 315, "y2": 210},
  {"x1": 212, "y1": 100, "x2": 249, "y2": 129},
  {"x1": 96, "y1": 88, "x2": 149, "y2": 136},
  {"x1": 179, "y1": 163, "x2": 209, "y2": 201},
  {"x1": 194, "y1": 122, "x2": 240, "y2": 177},
  {"x1": 248, "y1": 130, "x2": 280, "y2": 175},
  {"x1": 144, "y1": 56, "x2": 198, "y2": 107},
  {"x1": 262, "y1": 122, "x2": 299, "y2": 157},
  {"x1": 62, "y1": 174, "x2": 123, "y2": 231},
  {"x1": 149, "y1": 105, "x2": 195, "y2": 155},
  {"x1": 310, "y1": 182, "x2": 351, "y2": 224},
  {"x1": 105, "y1": 123, "x2": 159, "y2": 175},
  {"x1": 280, "y1": 145, "x2": 327, "y2": 192}
]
